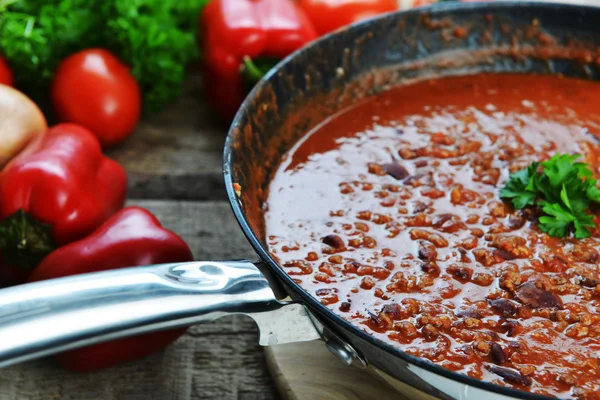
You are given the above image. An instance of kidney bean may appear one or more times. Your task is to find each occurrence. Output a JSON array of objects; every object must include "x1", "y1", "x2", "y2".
[
  {"x1": 379, "y1": 304, "x2": 401, "y2": 320},
  {"x1": 413, "y1": 201, "x2": 429, "y2": 213},
  {"x1": 494, "y1": 249, "x2": 516, "y2": 260},
  {"x1": 384, "y1": 162, "x2": 410, "y2": 180},
  {"x1": 433, "y1": 214, "x2": 467, "y2": 233},
  {"x1": 490, "y1": 343, "x2": 507, "y2": 365},
  {"x1": 322, "y1": 234, "x2": 345, "y2": 250},
  {"x1": 447, "y1": 265, "x2": 473, "y2": 282},
  {"x1": 418, "y1": 243, "x2": 437, "y2": 262},
  {"x1": 487, "y1": 365, "x2": 532, "y2": 387},
  {"x1": 489, "y1": 298, "x2": 519, "y2": 317},
  {"x1": 455, "y1": 307, "x2": 482, "y2": 319},
  {"x1": 507, "y1": 215, "x2": 526, "y2": 230},
  {"x1": 515, "y1": 282, "x2": 563, "y2": 309}
]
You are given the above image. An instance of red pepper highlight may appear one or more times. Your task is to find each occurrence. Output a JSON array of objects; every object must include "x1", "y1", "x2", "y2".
[
  {"x1": 201, "y1": 0, "x2": 317, "y2": 120},
  {"x1": 298, "y1": 0, "x2": 398, "y2": 35},
  {"x1": 29, "y1": 206, "x2": 194, "y2": 372},
  {"x1": 0, "y1": 123, "x2": 127, "y2": 274}
]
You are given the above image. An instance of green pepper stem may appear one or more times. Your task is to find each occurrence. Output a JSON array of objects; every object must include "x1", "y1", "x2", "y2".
[
  {"x1": 0, "y1": 209, "x2": 56, "y2": 269},
  {"x1": 242, "y1": 56, "x2": 266, "y2": 83}
]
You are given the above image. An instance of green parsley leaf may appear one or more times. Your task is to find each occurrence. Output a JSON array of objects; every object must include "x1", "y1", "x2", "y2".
[
  {"x1": 542, "y1": 153, "x2": 581, "y2": 188},
  {"x1": 500, "y1": 153, "x2": 600, "y2": 239},
  {"x1": 560, "y1": 184, "x2": 574, "y2": 212},
  {"x1": 538, "y1": 202, "x2": 576, "y2": 238},
  {"x1": 499, "y1": 162, "x2": 539, "y2": 209},
  {"x1": 573, "y1": 215, "x2": 595, "y2": 239},
  {"x1": 587, "y1": 183, "x2": 600, "y2": 203}
]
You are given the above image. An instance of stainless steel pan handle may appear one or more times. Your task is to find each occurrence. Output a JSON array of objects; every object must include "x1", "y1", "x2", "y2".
[{"x1": 0, "y1": 261, "x2": 328, "y2": 368}]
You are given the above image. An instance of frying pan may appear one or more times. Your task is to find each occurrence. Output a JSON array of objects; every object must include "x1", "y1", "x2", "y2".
[{"x1": 0, "y1": 2, "x2": 598, "y2": 399}]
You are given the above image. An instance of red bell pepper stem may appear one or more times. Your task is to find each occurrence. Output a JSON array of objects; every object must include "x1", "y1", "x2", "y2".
[
  {"x1": 29, "y1": 206, "x2": 195, "y2": 372},
  {"x1": 243, "y1": 57, "x2": 267, "y2": 83},
  {"x1": 0, "y1": 210, "x2": 55, "y2": 271},
  {"x1": 200, "y1": 0, "x2": 317, "y2": 121}
]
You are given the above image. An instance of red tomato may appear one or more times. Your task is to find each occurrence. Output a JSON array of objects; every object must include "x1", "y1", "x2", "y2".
[
  {"x1": 0, "y1": 57, "x2": 14, "y2": 86},
  {"x1": 51, "y1": 49, "x2": 141, "y2": 148}
]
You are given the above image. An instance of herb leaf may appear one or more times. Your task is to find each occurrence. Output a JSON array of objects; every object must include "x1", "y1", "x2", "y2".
[
  {"x1": 538, "y1": 202, "x2": 576, "y2": 238},
  {"x1": 587, "y1": 184, "x2": 600, "y2": 203},
  {"x1": 500, "y1": 153, "x2": 600, "y2": 239},
  {"x1": 542, "y1": 153, "x2": 580, "y2": 188},
  {"x1": 499, "y1": 162, "x2": 539, "y2": 209}
]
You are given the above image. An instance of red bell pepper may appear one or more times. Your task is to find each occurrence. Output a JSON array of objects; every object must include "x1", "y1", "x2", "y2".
[
  {"x1": 0, "y1": 123, "x2": 127, "y2": 279},
  {"x1": 297, "y1": 0, "x2": 398, "y2": 36},
  {"x1": 0, "y1": 253, "x2": 28, "y2": 285},
  {"x1": 200, "y1": 0, "x2": 318, "y2": 120},
  {"x1": 0, "y1": 56, "x2": 13, "y2": 86},
  {"x1": 29, "y1": 206, "x2": 194, "y2": 372}
]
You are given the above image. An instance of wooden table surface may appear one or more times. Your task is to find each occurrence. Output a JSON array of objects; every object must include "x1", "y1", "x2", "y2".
[{"x1": 0, "y1": 73, "x2": 279, "y2": 400}]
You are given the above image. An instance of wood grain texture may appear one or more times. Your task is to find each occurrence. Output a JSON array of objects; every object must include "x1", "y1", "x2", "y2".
[
  {"x1": 109, "y1": 73, "x2": 229, "y2": 201},
  {"x1": 0, "y1": 201, "x2": 278, "y2": 400},
  {"x1": 265, "y1": 342, "x2": 404, "y2": 400}
]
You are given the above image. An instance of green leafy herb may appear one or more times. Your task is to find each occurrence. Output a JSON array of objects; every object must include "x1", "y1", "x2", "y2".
[
  {"x1": 0, "y1": 0, "x2": 210, "y2": 112},
  {"x1": 0, "y1": 209, "x2": 56, "y2": 269},
  {"x1": 500, "y1": 153, "x2": 600, "y2": 239},
  {"x1": 499, "y1": 162, "x2": 539, "y2": 209}
]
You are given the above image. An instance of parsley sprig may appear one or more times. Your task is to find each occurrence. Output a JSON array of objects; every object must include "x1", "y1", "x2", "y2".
[{"x1": 500, "y1": 153, "x2": 600, "y2": 239}]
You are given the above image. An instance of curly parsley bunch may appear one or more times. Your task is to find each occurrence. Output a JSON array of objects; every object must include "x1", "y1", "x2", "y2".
[{"x1": 0, "y1": 0, "x2": 209, "y2": 112}]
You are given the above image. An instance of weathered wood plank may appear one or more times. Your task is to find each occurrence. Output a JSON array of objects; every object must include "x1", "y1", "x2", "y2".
[
  {"x1": 0, "y1": 201, "x2": 278, "y2": 400},
  {"x1": 108, "y1": 73, "x2": 229, "y2": 201}
]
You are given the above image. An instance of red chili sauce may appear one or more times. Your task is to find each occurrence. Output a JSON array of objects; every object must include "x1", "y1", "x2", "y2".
[{"x1": 265, "y1": 74, "x2": 600, "y2": 399}]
